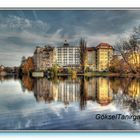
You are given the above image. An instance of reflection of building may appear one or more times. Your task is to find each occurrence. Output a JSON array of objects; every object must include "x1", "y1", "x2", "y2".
[
  {"x1": 128, "y1": 79, "x2": 140, "y2": 99},
  {"x1": 33, "y1": 46, "x2": 55, "y2": 71},
  {"x1": 33, "y1": 78, "x2": 80, "y2": 104},
  {"x1": 57, "y1": 80, "x2": 80, "y2": 104},
  {"x1": 34, "y1": 78, "x2": 54, "y2": 102},
  {"x1": 97, "y1": 78, "x2": 113, "y2": 106},
  {"x1": 32, "y1": 77, "x2": 113, "y2": 107},
  {"x1": 96, "y1": 43, "x2": 114, "y2": 71},
  {"x1": 86, "y1": 78, "x2": 96, "y2": 100},
  {"x1": 55, "y1": 40, "x2": 80, "y2": 68}
]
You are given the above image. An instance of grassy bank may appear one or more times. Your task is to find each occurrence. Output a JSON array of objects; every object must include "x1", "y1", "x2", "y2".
[
  {"x1": 82, "y1": 72, "x2": 119, "y2": 77},
  {"x1": 59, "y1": 72, "x2": 140, "y2": 78},
  {"x1": 84, "y1": 72, "x2": 140, "y2": 78},
  {"x1": 32, "y1": 71, "x2": 140, "y2": 78}
]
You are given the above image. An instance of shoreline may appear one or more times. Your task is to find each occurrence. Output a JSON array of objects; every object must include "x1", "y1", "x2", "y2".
[
  {"x1": 31, "y1": 71, "x2": 140, "y2": 78},
  {"x1": 83, "y1": 72, "x2": 140, "y2": 78},
  {"x1": 1, "y1": 71, "x2": 140, "y2": 78}
]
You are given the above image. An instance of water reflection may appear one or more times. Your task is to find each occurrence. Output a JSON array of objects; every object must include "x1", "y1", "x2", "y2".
[
  {"x1": 110, "y1": 78, "x2": 140, "y2": 119},
  {"x1": 1, "y1": 76, "x2": 140, "y2": 129},
  {"x1": 21, "y1": 76, "x2": 140, "y2": 114},
  {"x1": 21, "y1": 76, "x2": 113, "y2": 109}
]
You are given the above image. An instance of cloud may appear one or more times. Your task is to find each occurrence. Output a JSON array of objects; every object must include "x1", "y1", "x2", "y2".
[
  {"x1": 0, "y1": 10, "x2": 140, "y2": 66},
  {"x1": 0, "y1": 15, "x2": 48, "y2": 66},
  {"x1": 0, "y1": 15, "x2": 48, "y2": 33}
]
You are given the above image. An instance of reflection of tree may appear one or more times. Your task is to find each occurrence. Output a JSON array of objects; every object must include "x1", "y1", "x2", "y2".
[
  {"x1": 80, "y1": 76, "x2": 88, "y2": 110},
  {"x1": 110, "y1": 78, "x2": 133, "y2": 97},
  {"x1": 111, "y1": 78, "x2": 140, "y2": 125},
  {"x1": 110, "y1": 78, "x2": 121, "y2": 94},
  {"x1": 21, "y1": 57, "x2": 34, "y2": 75},
  {"x1": 121, "y1": 78, "x2": 133, "y2": 95},
  {"x1": 21, "y1": 76, "x2": 34, "y2": 91},
  {"x1": 128, "y1": 79, "x2": 140, "y2": 99},
  {"x1": 127, "y1": 79, "x2": 140, "y2": 116},
  {"x1": 0, "y1": 75, "x2": 19, "y2": 81}
]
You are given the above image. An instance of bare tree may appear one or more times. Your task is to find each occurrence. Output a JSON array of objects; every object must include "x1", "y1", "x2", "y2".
[{"x1": 115, "y1": 25, "x2": 140, "y2": 73}]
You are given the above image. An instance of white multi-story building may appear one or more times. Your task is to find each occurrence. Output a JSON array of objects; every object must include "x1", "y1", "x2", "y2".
[{"x1": 55, "y1": 41, "x2": 80, "y2": 68}]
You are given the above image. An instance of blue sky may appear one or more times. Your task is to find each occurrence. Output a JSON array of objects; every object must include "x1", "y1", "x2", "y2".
[{"x1": 0, "y1": 10, "x2": 140, "y2": 66}]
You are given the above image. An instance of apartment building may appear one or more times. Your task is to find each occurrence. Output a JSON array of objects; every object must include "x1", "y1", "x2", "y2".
[
  {"x1": 86, "y1": 47, "x2": 96, "y2": 71},
  {"x1": 86, "y1": 43, "x2": 114, "y2": 71},
  {"x1": 55, "y1": 40, "x2": 80, "y2": 68},
  {"x1": 33, "y1": 46, "x2": 55, "y2": 71},
  {"x1": 96, "y1": 43, "x2": 114, "y2": 71}
]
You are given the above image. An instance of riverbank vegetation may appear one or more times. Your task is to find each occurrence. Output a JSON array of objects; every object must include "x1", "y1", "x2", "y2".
[{"x1": 112, "y1": 25, "x2": 140, "y2": 75}]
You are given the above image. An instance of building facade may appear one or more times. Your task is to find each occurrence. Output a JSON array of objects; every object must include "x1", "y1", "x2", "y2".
[
  {"x1": 86, "y1": 47, "x2": 97, "y2": 71},
  {"x1": 33, "y1": 41, "x2": 114, "y2": 72},
  {"x1": 96, "y1": 43, "x2": 114, "y2": 71},
  {"x1": 86, "y1": 43, "x2": 114, "y2": 71},
  {"x1": 55, "y1": 41, "x2": 80, "y2": 68},
  {"x1": 33, "y1": 46, "x2": 55, "y2": 71}
]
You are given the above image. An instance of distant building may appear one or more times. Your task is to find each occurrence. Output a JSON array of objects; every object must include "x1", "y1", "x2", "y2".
[
  {"x1": 55, "y1": 40, "x2": 80, "y2": 68},
  {"x1": 0, "y1": 65, "x2": 5, "y2": 71},
  {"x1": 86, "y1": 43, "x2": 114, "y2": 71},
  {"x1": 96, "y1": 43, "x2": 114, "y2": 71},
  {"x1": 33, "y1": 46, "x2": 55, "y2": 71},
  {"x1": 33, "y1": 41, "x2": 114, "y2": 71},
  {"x1": 86, "y1": 47, "x2": 96, "y2": 71}
]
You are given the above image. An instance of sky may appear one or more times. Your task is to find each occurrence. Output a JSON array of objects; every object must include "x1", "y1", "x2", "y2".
[{"x1": 0, "y1": 10, "x2": 140, "y2": 66}]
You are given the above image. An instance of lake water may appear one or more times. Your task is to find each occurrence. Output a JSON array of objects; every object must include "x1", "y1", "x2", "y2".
[{"x1": 0, "y1": 76, "x2": 140, "y2": 130}]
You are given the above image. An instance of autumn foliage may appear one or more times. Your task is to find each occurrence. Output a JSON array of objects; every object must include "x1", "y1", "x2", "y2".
[
  {"x1": 109, "y1": 56, "x2": 131, "y2": 73},
  {"x1": 21, "y1": 57, "x2": 34, "y2": 74},
  {"x1": 22, "y1": 76, "x2": 34, "y2": 91}
]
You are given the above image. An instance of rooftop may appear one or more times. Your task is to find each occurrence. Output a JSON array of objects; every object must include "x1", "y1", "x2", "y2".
[
  {"x1": 86, "y1": 47, "x2": 96, "y2": 51},
  {"x1": 63, "y1": 40, "x2": 69, "y2": 47},
  {"x1": 96, "y1": 43, "x2": 113, "y2": 49}
]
